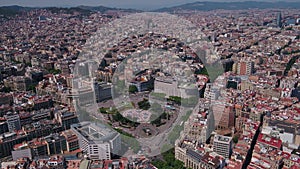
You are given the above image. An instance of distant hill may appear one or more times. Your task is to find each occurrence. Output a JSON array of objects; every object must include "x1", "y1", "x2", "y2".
[
  {"x1": 2, "y1": 1, "x2": 297, "y2": 18},
  {"x1": 155, "y1": 1, "x2": 300, "y2": 12},
  {"x1": 77, "y1": 5, "x2": 142, "y2": 13},
  {"x1": 45, "y1": 7, "x2": 92, "y2": 15},
  {"x1": 0, "y1": 5, "x2": 93, "y2": 17},
  {"x1": 0, "y1": 5, "x2": 141, "y2": 18},
  {"x1": 0, "y1": 5, "x2": 31, "y2": 16}
]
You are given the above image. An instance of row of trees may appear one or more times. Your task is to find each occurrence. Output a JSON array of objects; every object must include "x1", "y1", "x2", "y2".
[{"x1": 112, "y1": 112, "x2": 140, "y2": 127}]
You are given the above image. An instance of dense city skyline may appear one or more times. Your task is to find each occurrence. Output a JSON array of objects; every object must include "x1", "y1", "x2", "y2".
[{"x1": 0, "y1": 1, "x2": 300, "y2": 168}]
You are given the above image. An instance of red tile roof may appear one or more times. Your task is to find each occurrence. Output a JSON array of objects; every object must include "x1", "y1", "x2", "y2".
[{"x1": 257, "y1": 134, "x2": 282, "y2": 149}]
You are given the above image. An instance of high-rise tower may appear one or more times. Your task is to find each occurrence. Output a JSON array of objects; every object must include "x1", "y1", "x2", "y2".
[{"x1": 277, "y1": 12, "x2": 282, "y2": 28}]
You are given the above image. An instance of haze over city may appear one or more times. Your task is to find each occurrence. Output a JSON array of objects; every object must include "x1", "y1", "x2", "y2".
[{"x1": 0, "y1": 0, "x2": 298, "y2": 10}]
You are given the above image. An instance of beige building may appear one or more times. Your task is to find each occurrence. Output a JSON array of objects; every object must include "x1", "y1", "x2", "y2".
[{"x1": 154, "y1": 76, "x2": 197, "y2": 98}]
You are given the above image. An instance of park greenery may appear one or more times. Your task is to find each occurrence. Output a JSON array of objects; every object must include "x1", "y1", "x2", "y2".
[
  {"x1": 99, "y1": 107, "x2": 118, "y2": 114},
  {"x1": 114, "y1": 127, "x2": 134, "y2": 138},
  {"x1": 168, "y1": 96, "x2": 182, "y2": 105},
  {"x1": 112, "y1": 112, "x2": 140, "y2": 127},
  {"x1": 152, "y1": 148, "x2": 186, "y2": 169},
  {"x1": 138, "y1": 99, "x2": 151, "y2": 110}
]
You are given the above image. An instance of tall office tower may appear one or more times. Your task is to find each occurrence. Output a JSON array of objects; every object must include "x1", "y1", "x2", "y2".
[
  {"x1": 213, "y1": 134, "x2": 233, "y2": 158},
  {"x1": 71, "y1": 122, "x2": 121, "y2": 160},
  {"x1": 5, "y1": 113, "x2": 21, "y2": 132},
  {"x1": 237, "y1": 61, "x2": 254, "y2": 75},
  {"x1": 277, "y1": 12, "x2": 282, "y2": 28}
]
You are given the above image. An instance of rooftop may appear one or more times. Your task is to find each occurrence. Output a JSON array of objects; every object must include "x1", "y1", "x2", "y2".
[
  {"x1": 214, "y1": 134, "x2": 232, "y2": 143},
  {"x1": 71, "y1": 121, "x2": 119, "y2": 143},
  {"x1": 257, "y1": 133, "x2": 282, "y2": 149}
]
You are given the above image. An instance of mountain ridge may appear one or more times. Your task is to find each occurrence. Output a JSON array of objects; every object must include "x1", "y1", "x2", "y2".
[
  {"x1": 0, "y1": 5, "x2": 141, "y2": 17},
  {"x1": 1, "y1": 1, "x2": 300, "y2": 17},
  {"x1": 154, "y1": 1, "x2": 300, "y2": 12}
]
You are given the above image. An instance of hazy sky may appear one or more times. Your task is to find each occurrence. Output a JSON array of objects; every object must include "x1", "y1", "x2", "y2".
[{"x1": 0, "y1": 0, "x2": 295, "y2": 10}]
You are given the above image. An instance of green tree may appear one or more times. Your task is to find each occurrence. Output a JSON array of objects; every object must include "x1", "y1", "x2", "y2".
[
  {"x1": 48, "y1": 69, "x2": 61, "y2": 75},
  {"x1": 129, "y1": 85, "x2": 138, "y2": 93},
  {"x1": 99, "y1": 107, "x2": 108, "y2": 114},
  {"x1": 112, "y1": 112, "x2": 139, "y2": 127},
  {"x1": 138, "y1": 99, "x2": 151, "y2": 110},
  {"x1": 168, "y1": 96, "x2": 182, "y2": 105},
  {"x1": 195, "y1": 67, "x2": 208, "y2": 76},
  {"x1": 233, "y1": 134, "x2": 239, "y2": 143},
  {"x1": 152, "y1": 149, "x2": 186, "y2": 169}
]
